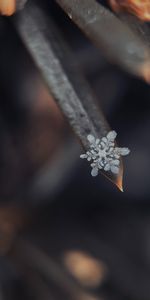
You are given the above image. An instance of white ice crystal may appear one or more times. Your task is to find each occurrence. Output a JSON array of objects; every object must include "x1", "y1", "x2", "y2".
[{"x1": 80, "y1": 131, "x2": 130, "y2": 176}]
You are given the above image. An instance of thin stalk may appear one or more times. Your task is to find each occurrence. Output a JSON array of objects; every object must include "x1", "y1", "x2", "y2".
[
  {"x1": 14, "y1": 2, "x2": 124, "y2": 190},
  {"x1": 56, "y1": 0, "x2": 150, "y2": 83}
]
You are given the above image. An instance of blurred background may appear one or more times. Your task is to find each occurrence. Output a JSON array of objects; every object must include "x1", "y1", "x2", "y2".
[{"x1": 0, "y1": 0, "x2": 150, "y2": 299}]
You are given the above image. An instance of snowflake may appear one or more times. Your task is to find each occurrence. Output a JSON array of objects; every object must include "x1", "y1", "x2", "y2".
[{"x1": 80, "y1": 131, "x2": 130, "y2": 176}]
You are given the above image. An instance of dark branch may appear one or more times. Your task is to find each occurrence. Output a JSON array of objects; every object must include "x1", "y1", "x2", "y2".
[
  {"x1": 13, "y1": 2, "x2": 123, "y2": 189},
  {"x1": 56, "y1": 0, "x2": 150, "y2": 81}
]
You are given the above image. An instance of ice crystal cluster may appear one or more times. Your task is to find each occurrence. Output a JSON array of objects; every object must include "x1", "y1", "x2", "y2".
[{"x1": 80, "y1": 131, "x2": 130, "y2": 176}]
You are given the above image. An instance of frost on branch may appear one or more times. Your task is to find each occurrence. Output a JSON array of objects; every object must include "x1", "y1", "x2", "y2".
[{"x1": 80, "y1": 131, "x2": 130, "y2": 177}]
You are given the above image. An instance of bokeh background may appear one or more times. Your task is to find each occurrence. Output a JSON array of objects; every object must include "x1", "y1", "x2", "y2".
[{"x1": 0, "y1": 1, "x2": 150, "y2": 299}]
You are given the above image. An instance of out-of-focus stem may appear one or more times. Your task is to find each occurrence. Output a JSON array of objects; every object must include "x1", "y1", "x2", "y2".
[{"x1": 56, "y1": 0, "x2": 150, "y2": 83}]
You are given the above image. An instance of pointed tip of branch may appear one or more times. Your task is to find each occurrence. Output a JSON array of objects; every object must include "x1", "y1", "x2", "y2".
[
  {"x1": 105, "y1": 161, "x2": 124, "y2": 192},
  {"x1": 116, "y1": 173, "x2": 124, "y2": 192},
  {"x1": 101, "y1": 168, "x2": 124, "y2": 192},
  {"x1": 114, "y1": 160, "x2": 125, "y2": 192},
  {"x1": 118, "y1": 183, "x2": 124, "y2": 192},
  {"x1": 120, "y1": 186, "x2": 124, "y2": 192}
]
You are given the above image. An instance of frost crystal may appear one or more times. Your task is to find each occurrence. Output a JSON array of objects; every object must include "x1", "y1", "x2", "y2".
[{"x1": 80, "y1": 131, "x2": 130, "y2": 176}]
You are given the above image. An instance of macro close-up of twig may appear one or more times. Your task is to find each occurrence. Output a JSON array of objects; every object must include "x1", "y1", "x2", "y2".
[{"x1": 0, "y1": 0, "x2": 150, "y2": 300}]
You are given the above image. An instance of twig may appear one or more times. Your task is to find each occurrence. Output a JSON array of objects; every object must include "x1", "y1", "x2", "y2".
[
  {"x1": 13, "y1": 2, "x2": 124, "y2": 190},
  {"x1": 11, "y1": 235, "x2": 150, "y2": 300},
  {"x1": 56, "y1": 0, "x2": 150, "y2": 83},
  {"x1": 12, "y1": 239, "x2": 100, "y2": 300}
]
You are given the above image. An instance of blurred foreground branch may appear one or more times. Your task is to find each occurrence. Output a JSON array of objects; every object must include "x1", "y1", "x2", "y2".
[
  {"x1": 56, "y1": 0, "x2": 150, "y2": 83},
  {"x1": 12, "y1": 239, "x2": 99, "y2": 300}
]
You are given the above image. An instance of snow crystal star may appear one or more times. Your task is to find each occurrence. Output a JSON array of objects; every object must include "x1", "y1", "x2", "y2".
[{"x1": 80, "y1": 131, "x2": 130, "y2": 176}]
